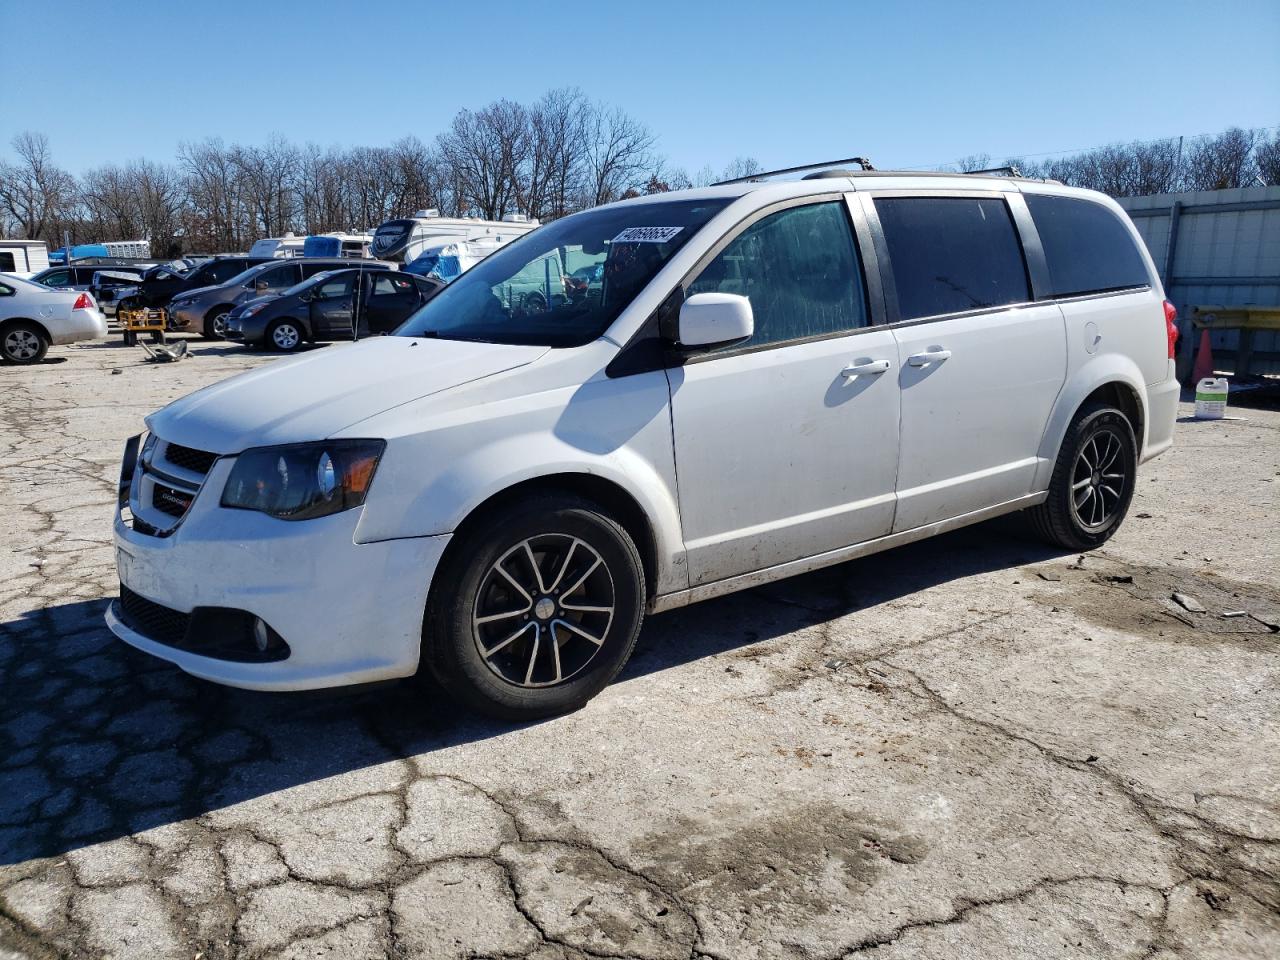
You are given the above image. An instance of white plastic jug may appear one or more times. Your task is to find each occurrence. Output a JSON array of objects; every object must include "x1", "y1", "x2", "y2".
[{"x1": 1194, "y1": 377, "x2": 1228, "y2": 420}]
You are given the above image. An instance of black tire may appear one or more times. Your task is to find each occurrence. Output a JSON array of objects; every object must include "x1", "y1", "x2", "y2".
[
  {"x1": 203, "y1": 306, "x2": 231, "y2": 340},
  {"x1": 265, "y1": 319, "x2": 304, "y2": 353},
  {"x1": 123, "y1": 330, "x2": 138, "y2": 347},
  {"x1": 1, "y1": 321, "x2": 50, "y2": 364},
  {"x1": 1026, "y1": 402, "x2": 1137, "y2": 551},
  {"x1": 150, "y1": 330, "x2": 166, "y2": 344},
  {"x1": 425, "y1": 495, "x2": 646, "y2": 720}
]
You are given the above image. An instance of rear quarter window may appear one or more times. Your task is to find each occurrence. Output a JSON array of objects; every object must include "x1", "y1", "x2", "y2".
[{"x1": 1025, "y1": 194, "x2": 1150, "y2": 298}]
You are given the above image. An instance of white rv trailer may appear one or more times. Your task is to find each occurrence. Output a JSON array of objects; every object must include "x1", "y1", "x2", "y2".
[
  {"x1": 370, "y1": 209, "x2": 538, "y2": 264},
  {"x1": 0, "y1": 240, "x2": 51, "y2": 276},
  {"x1": 248, "y1": 233, "x2": 306, "y2": 259}
]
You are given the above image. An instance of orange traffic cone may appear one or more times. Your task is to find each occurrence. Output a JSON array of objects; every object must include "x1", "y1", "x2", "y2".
[{"x1": 1191, "y1": 329, "x2": 1215, "y2": 384}]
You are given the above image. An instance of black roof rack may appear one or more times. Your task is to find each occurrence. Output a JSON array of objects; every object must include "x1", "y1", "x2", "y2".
[
  {"x1": 963, "y1": 165, "x2": 1024, "y2": 178},
  {"x1": 713, "y1": 156, "x2": 875, "y2": 186}
]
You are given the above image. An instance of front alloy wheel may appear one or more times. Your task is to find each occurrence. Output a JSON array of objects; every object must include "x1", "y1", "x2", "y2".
[
  {"x1": 473, "y1": 535, "x2": 615, "y2": 687},
  {"x1": 268, "y1": 320, "x2": 302, "y2": 352},
  {"x1": 427, "y1": 495, "x2": 645, "y2": 719}
]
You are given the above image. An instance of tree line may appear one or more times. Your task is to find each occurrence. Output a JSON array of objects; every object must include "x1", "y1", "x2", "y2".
[
  {"x1": 0, "y1": 88, "x2": 756, "y2": 257},
  {"x1": 948, "y1": 125, "x2": 1279, "y2": 195},
  {"x1": 1, "y1": 95, "x2": 1275, "y2": 257}
]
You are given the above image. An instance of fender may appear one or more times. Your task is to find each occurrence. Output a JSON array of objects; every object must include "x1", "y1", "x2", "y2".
[
  {"x1": 1033, "y1": 353, "x2": 1149, "y2": 491},
  {"x1": 355, "y1": 433, "x2": 688, "y2": 596}
]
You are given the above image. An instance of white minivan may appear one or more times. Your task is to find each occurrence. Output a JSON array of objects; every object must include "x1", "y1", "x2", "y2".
[{"x1": 108, "y1": 168, "x2": 1180, "y2": 718}]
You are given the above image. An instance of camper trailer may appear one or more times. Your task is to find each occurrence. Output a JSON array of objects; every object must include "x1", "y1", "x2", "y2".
[
  {"x1": 369, "y1": 210, "x2": 538, "y2": 264},
  {"x1": 248, "y1": 234, "x2": 306, "y2": 259},
  {"x1": 0, "y1": 240, "x2": 50, "y2": 276}
]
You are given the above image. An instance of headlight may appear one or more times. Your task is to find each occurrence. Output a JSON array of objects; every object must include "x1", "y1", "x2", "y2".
[
  {"x1": 220, "y1": 440, "x2": 385, "y2": 521},
  {"x1": 241, "y1": 303, "x2": 265, "y2": 317}
]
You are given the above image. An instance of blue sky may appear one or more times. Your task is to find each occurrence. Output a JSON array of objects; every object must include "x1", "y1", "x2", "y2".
[{"x1": 3, "y1": 0, "x2": 1277, "y2": 175}]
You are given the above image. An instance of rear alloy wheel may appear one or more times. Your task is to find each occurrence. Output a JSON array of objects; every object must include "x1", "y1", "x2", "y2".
[
  {"x1": 204, "y1": 307, "x2": 231, "y2": 340},
  {"x1": 1027, "y1": 403, "x2": 1137, "y2": 550},
  {"x1": 1, "y1": 323, "x2": 49, "y2": 364},
  {"x1": 427, "y1": 495, "x2": 645, "y2": 719},
  {"x1": 266, "y1": 319, "x2": 303, "y2": 352}
]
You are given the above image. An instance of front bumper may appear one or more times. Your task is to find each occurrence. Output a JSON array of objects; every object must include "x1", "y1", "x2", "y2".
[
  {"x1": 167, "y1": 302, "x2": 199, "y2": 329},
  {"x1": 107, "y1": 435, "x2": 450, "y2": 690},
  {"x1": 224, "y1": 313, "x2": 268, "y2": 343}
]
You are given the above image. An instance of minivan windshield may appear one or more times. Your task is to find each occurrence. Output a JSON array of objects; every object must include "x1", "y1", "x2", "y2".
[{"x1": 395, "y1": 198, "x2": 729, "y2": 346}]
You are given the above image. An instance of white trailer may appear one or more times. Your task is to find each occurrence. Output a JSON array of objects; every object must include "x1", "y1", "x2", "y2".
[
  {"x1": 370, "y1": 210, "x2": 538, "y2": 264},
  {"x1": 0, "y1": 240, "x2": 51, "y2": 276}
]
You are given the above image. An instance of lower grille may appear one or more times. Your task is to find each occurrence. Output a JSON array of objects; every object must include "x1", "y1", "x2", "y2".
[
  {"x1": 152, "y1": 482, "x2": 194, "y2": 518},
  {"x1": 119, "y1": 585, "x2": 190, "y2": 647}
]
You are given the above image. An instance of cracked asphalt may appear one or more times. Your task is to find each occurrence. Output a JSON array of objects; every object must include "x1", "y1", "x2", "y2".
[{"x1": 2, "y1": 337, "x2": 1278, "y2": 959}]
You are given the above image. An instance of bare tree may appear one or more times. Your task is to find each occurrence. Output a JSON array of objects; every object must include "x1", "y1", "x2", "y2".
[
  {"x1": 1185, "y1": 127, "x2": 1258, "y2": 190},
  {"x1": 0, "y1": 132, "x2": 77, "y2": 240},
  {"x1": 582, "y1": 104, "x2": 656, "y2": 206},
  {"x1": 1256, "y1": 130, "x2": 1280, "y2": 185}
]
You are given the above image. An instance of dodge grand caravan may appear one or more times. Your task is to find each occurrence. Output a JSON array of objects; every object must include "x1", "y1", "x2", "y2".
[{"x1": 108, "y1": 168, "x2": 1180, "y2": 719}]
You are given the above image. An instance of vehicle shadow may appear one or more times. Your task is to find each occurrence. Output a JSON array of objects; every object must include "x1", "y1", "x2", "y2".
[{"x1": 0, "y1": 519, "x2": 1061, "y2": 866}]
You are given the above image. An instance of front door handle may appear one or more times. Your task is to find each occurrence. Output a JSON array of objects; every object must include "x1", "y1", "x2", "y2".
[
  {"x1": 907, "y1": 348, "x2": 952, "y2": 367},
  {"x1": 842, "y1": 358, "x2": 891, "y2": 378}
]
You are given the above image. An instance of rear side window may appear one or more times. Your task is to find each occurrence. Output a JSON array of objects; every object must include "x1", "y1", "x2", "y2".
[
  {"x1": 1025, "y1": 194, "x2": 1150, "y2": 297},
  {"x1": 874, "y1": 196, "x2": 1029, "y2": 321},
  {"x1": 688, "y1": 200, "x2": 867, "y2": 348}
]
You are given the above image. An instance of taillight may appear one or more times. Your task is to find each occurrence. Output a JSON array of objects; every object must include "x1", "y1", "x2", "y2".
[
  {"x1": 73, "y1": 292, "x2": 93, "y2": 311},
  {"x1": 1163, "y1": 300, "x2": 1178, "y2": 360}
]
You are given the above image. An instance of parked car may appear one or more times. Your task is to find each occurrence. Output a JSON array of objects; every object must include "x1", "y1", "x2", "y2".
[
  {"x1": 224, "y1": 268, "x2": 440, "y2": 350},
  {"x1": 167, "y1": 258, "x2": 396, "y2": 339},
  {"x1": 116, "y1": 257, "x2": 272, "y2": 317},
  {"x1": 0, "y1": 274, "x2": 107, "y2": 363},
  {"x1": 32, "y1": 264, "x2": 149, "y2": 316},
  {"x1": 108, "y1": 168, "x2": 1180, "y2": 720}
]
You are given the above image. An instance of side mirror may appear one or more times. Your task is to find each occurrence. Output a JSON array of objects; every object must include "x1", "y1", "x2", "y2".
[{"x1": 677, "y1": 292, "x2": 754, "y2": 349}]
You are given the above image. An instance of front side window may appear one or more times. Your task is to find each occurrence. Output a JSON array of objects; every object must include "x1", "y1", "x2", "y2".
[
  {"x1": 875, "y1": 196, "x2": 1030, "y2": 321},
  {"x1": 397, "y1": 198, "x2": 729, "y2": 347},
  {"x1": 317, "y1": 274, "x2": 354, "y2": 299},
  {"x1": 41, "y1": 270, "x2": 72, "y2": 287},
  {"x1": 688, "y1": 201, "x2": 867, "y2": 348},
  {"x1": 1025, "y1": 194, "x2": 1150, "y2": 298}
]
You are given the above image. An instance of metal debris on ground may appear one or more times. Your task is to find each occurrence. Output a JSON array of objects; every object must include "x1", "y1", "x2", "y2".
[
  {"x1": 1221, "y1": 610, "x2": 1247, "y2": 618},
  {"x1": 1038, "y1": 570, "x2": 1062, "y2": 581},
  {"x1": 1172, "y1": 592, "x2": 1207, "y2": 613},
  {"x1": 139, "y1": 340, "x2": 190, "y2": 362}
]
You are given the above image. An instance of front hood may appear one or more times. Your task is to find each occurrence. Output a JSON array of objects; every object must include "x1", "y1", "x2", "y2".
[
  {"x1": 231, "y1": 294, "x2": 277, "y2": 316},
  {"x1": 147, "y1": 337, "x2": 549, "y2": 453},
  {"x1": 171, "y1": 283, "x2": 220, "y2": 304}
]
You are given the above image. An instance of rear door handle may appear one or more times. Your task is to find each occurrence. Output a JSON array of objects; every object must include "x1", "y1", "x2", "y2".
[
  {"x1": 842, "y1": 358, "x2": 892, "y2": 377},
  {"x1": 907, "y1": 348, "x2": 952, "y2": 366}
]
